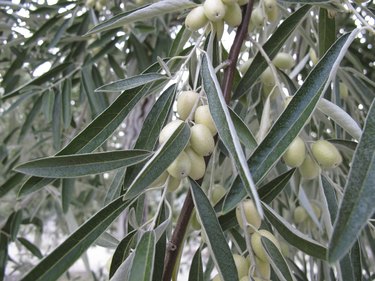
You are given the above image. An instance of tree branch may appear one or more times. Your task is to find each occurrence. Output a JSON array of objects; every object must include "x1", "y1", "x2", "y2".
[{"x1": 162, "y1": 3, "x2": 254, "y2": 280}]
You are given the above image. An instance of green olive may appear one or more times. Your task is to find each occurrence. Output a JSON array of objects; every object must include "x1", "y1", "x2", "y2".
[
  {"x1": 273, "y1": 52, "x2": 295, "y2": 70},
  {"x1": 159, "y1": 120, "x2": 184, "y2": 144},
  {"x1": 185, "y1": 147, "x2": 206, "y2": 180},
  {"x1": 339, "y1": 82, "x2": 349, "y2": 100},
  {"x1": 211, "y1": 184, "x2": 226, "y2": 205},
  {"x1": 203, "y1": 0, "x2": 227, "y2": 22},
  {"x1": 236, "y1": 199, "x2": 262, "y2": 233},
  {"x1": 282, "y1": 136, "x2": 306, "y2": 168},
  {"x1": 222, "y1": 0, "x2": 237, "y2": 4},
  {"x1": 167, "y1": 176, "x2": 181, "y2": 192},
  {"x1": 311, "y1": 140, "x2": 342, "y2": 169},
  {"x1": 298, "y1": 154, "x2": 320, "y2": 180},
  {"x1": 177, "y1": 90, "x2": 200, "y2": 120},
  {"x1": 224, "y1": 2, "x2": 242, "y2": 27},
  {"x1": 233, "y1": 254, "x2": 250, "y2": 279},
  {"x1": 185, "y1": 6, "x2": 209, "y2": 31},
  {"x1": 190, "y1": 124, "x2": 215, "y2": 156},
  {"x1": 167, "y1": 151, "x2": 192, "y2": 179},
  {"x1": 255, "y1": 256, "x2": 271, "y2": 279},
  {"x1": 264, "y1": 0, "x2": 278, "y2": 22},
  {"x1": 237, "y1": 0, "x2": 249, "y2": 5},
  {"x1": 293, "y1": 206, "x2": 308, "y2": 224},
  {"x1": 311, "y1": 202, "x2": 321, "y2": 219},
  {"x1": 190, "y1": 210, "x2": 201, "y2": 230},
  {"x1": 251, "y1": 229, "x2": 281, "y2": 262},
  {"x1": 194, "y1": 105, "x2": 217, "y2": 135},
  {"x1": 151, "y1": 171, "x2": 168, "y2": 187},
  {"x1": 248, "y1": 6, "x2": 265, "y2": 30},
  {"x1": 239, "y1": 58, "x2": 253, "y2": 75},
  {"x1": 260, "y1": 67, "x2": 275, "y2": 87}
]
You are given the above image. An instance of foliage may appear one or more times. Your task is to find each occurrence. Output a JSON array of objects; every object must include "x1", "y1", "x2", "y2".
[{"x1": 0, "y1": 0, "x2": 375, "y2": 280}]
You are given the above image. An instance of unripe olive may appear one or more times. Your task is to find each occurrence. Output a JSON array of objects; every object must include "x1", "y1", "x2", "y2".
[
  {"x1": 293, "y1": 206, "x2": 308, "y2": 224},
  {"x1": 177, "y1": 90, "x2": 200, "y2": 120},
  {"x1": 203, "y1": 0, "x2": 227, "y2": 22},
  {"x1": 233, "y1": 254, "x2": 250, "y2": 278},
  {"x1": 282, "y1": 136, "x2": 306, "y2": 167},
  {"x1": 298, "y1": 155, "x2": 320, "y2": 180},
  {"x1": 190, "y1": 210, "x2": 201, "y2": 230},
  {"x1": 167, "y1": 176, "x2": 181, "y2": 192},
  {"x1": 255, "y1": 256, "x2": 271, "y2": 279},
  {"x1": 264, "y1": 0, "x2": 278, "y2": 22},
  {"x1": 236, "y1": 199, "x2": 262, "y2": 233},
  {"x1": 239, "y1": 58, "x2": 253, "y2": 75},
  {"x1": 159, "y1": 120, "x2": 184, "y2": 144},
  {"x1": 224, "y1": 3, "x2": 242, "y2": 27},
  {"x1": 185, "y1": 6, "x2": 209, "y2": 31},
  {"x1": 211, "y1": 184, "x2": 226, "y2": 205},
  {"x1": 309, "y1": 48, "x2": 318, "y2": 65},
  {"x1": 194, "y1": 105, "x2": 217, "y2": 135},
  {"x1": 339, "y1": 82, "x2": 349, "y2": 100},
  {"x1": 311, "y1": 140, "x2": 342, "y2": 169},
  {"x1": 251, "y1": 229, "x2": 281, "y2": 262},
  {"x1": 190, "y1": 124, "x2": 215, "y2": 156},
  {"x1": 222, "y1": 0, "x2": 237, "y2": 4},
  {"x1": 311, "y1": 202, "x2": 321, "y2": 219},
  {"x1": 272, "y1": 52, "x2": 295, "y2": 70},
  {"x1": 185, "y1": 147, "x2": 206, "y2": 180},
  {"x1": 260, "y1": 67, "x2": 275, "y2": 87},
  {"x1": 167, "y1": 151, "x2": 192, "y2": 179},
  {"x1": 86, "y1": 0, "x2": 95, "y2": 8},
  {"x1": 151, "y1": 171, "x2": 168, "y2": 187},
  {"x1": 249, "y1": 7, "x2": 265, "y2": 30}
]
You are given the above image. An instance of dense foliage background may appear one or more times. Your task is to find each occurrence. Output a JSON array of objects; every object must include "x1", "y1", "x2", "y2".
[{"x1": 0, "y1": 0, "x2": 374, "y2": 281}]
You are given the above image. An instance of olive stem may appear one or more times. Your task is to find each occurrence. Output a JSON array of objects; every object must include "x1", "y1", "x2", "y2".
[{"x1": 162, "y1": 3, "x2": 254, "y2": 280}]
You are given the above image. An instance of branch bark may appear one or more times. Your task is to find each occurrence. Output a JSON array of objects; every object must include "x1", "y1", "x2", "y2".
[{"x1": 162, "y1": 3, "x2": 254, "y2": 280}]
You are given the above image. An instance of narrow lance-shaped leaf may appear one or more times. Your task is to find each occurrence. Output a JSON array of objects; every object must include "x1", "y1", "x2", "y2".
[
  {"x1": 190, "y1": 179, "x2": 239, "y2": 281},
  {"x1": 188, "y1": 248, "x2": 204, "y2": 281},
  {"x1": 219, "y1": 32, "x2": 351, "y2": 213},
  {"x1": 201, "y1": 53, "x2": 263, "y2": 217},
  {"x1": 229, "y1": 108, "x2": 257, "y2": 152},
  {"x1": 263, "y1": 204, "x2": 327, "y2": 260},
  {"x1": 95, "y1": 73, "x2": 166, "y2": 92},
  {"x1": 20, "y1": 196, "x2": 131, "y2": 281},
  {"x1": 86, "y1": 0, "x2": 197, "y2": 35},
  {"x1": 124, "y1": 123, "x2": 190, "y2": 200},
  {"x1": 234, "y1": 5, "x2": 311, "y2": 99},
  {"x1": 328, "y1": 100, "x2": 375, "y2": 263},
  {"x1": 15, "y1": 150, "x2": 151, "y2": 178},
  {"x1": 127, "y1": 231, "x2": 156, "y2": 281}
]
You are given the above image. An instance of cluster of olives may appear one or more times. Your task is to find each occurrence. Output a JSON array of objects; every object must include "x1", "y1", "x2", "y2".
[
  {"x1": 282, "y1": 137, "x2": 342, "y2": 180},
  {"x1": 293, "y1": 202, "x2": 321, "y2": 225},
  {"x1": 185, "y1": 0, "x2": 250, "y2": 34},
  {"x1": 248, "y1": 0, "x2": 279, "y2": 31},
  {"x1": 210, "y1": 199, "x2": 280, "y2": 281},
  {"x1": 154, "y1": 90, "x2": 217, "y2": 192}
]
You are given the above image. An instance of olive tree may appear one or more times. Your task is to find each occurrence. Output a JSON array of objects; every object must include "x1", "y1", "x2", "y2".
[{"x1": 0, "y1": 0, "x2": 374, "y2": 280}]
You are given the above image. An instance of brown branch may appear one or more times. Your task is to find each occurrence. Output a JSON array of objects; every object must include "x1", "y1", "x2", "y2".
[
  {"x1": 223, "y1": 0, "x2": 254, "y2": 104},
  {"x1": 162, "y1": 3, "x2": 254, "y2": 280}
]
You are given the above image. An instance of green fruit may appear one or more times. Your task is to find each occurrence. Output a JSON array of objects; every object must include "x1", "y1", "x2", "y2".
[
  {"x1": 211, "y1": 184, "x2": 226, "y2": 205},
  {"x1": 260, "y1": 67, "x2": 275, "y2": 87},
  {"x1": 167, "y1": 176, "x2": 181, "y2": 192},
  {"x1": 222, "y1": 0, "x2": 237, "y2": 3},
  {"x1": 224, "y1": 2, "x2": 242, "y2": 27},
  {"x1": 298, "y1": 155, "x2": 320, "y2": 180},
  {"x1": 311, "y1": 140, "x2": 342, "y2": 169},
  {"x1": 190, "y1": 124, "x2": 215, "y2": 156},
  {"x1": 251, "y1": 229, "x2": 281, "y2": 262},
  {"x1": 233, "y1": 254, "x2": 250, "y2": 278},
  {"x1": 190, "y1": 210, "x2": 201, "y2": 230},
  {"x1": 159, "y1": 120, "x2": 184, "y2": 144},
  {"x1": 255, "y1": 256, "x2": 271, "y2": 279},
  {"x1": 272, "y1": 52, "x2": 295, "y2": 70},
  {"x1": 236, "y1": 199, "x2": 262, "y2": 233},
  {"x1": 203, "y1": 0, "x2": 227, "y2": 22},
  {"x1": 194, "y1": 105, "x2": 217, "y2": 135},
  {"x1": 293, "y1": 206, "x2": 308, "y2": 224},
  {"x1": 167, "y1": 151, "x2": 192, "y2": 179},
  {"x1": 249, "y1": 6, "x2": 265, "y2": 30},
  {"x1": 239, "y1": 58, "x2": 253, "y2": 75},
  {"x1": 185, "y1": 147, "x2": 206, "y2": 180},
  {"x1": 237, "y1": 0, "x2": 248, "y2": 5},
  {"x1": 185, "y1": 6, "x2": 209, "y2": 31},
  {"x1": 282, "y1": 136, "x2": 306, "y2": 167},
  {"x1": 177, "y1": 90, "x2": 200, "y2": 120},
  {"x1": 264, "y1": 0, "x2": 278, "y2": 22},
  {"x1": 311, "y1": 202, "x2": 321, "y2": 219},
  {"x1": 339, "y1": 82, "x2": 349, "y2": 100}
]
